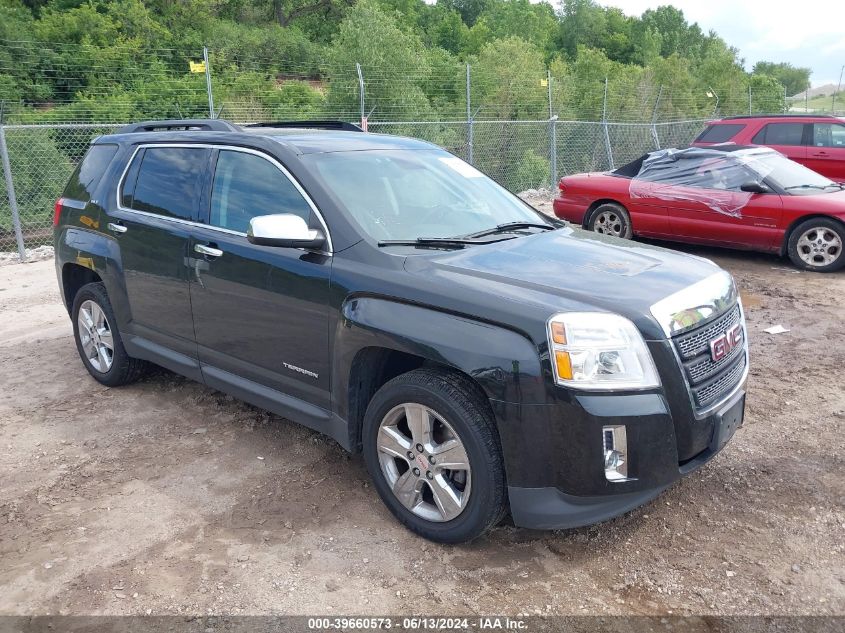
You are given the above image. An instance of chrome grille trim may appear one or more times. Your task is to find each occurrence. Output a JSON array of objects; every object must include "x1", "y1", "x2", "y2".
[
  {"x1": 685, "y1": 339, "x2": 744, "y2": 384},
  {"x1": 674, "y1": 305, "x2": 742, "y2": 361},
  {"x1": 691, "y1": 354, "x2": 747, "y2": 408},
  {"x1": 669, "y1": 301, "x2": 748, "y2": 415}
]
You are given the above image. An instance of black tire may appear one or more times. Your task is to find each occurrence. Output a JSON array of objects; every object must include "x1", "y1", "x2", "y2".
[
  {"x1": 786, "y1": 217, "x2": 845, "y2": 272},
  {"x1": 588, "y1": 202, "x2": 633, "y2": 239},
  {"x1": 71, "y1": 282, "x2": 148, "y2": 386},
  {"x1": 362, "y1": 368, "x2": 507, "y2": 543}
]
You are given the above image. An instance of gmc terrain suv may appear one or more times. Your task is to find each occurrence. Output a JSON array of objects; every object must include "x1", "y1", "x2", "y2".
[
  {"x1": 54, "y1": 119, "x2": 749, "y2": 543},
  {"x1": 693, "y1": 114, "x2": 845, "y2": 182}
]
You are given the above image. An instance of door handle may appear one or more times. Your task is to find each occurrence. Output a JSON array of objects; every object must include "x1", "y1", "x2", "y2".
[
  {"x1": 107, "y1": 222, "x2": 127, "y2": 234},
  {"x1": 812, "y1": 151, "x2": 829, "y2": 157},
  {"x1": 194, "y1": 243, "x2": 223, "y2": 258}
]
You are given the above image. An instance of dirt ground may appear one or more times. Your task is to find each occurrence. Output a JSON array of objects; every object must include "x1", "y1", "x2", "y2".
[{"x1": 0, "y1": 226, "x2": 843, "y2": 617}]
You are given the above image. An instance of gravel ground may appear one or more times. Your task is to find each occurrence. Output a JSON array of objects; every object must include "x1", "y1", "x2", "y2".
[{"x1": 0, "y1": 220, "x2": 843, "y2": 617}]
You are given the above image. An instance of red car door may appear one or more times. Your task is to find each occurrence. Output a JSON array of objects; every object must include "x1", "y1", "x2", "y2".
[
  {"x1": 666, "y1": 190, "x2": 783, "y2": 250},
  {"x1": 804, "y1": 121, "x2": 845, "y2": 182},
  {"x1": 623, "y1": 178, "x2": 672, "y2": 237},
  {"x1": 663, "y1": 157, "x2": 783, "y2": 250},
  {"x1": 751, "y1": 122, "x2": 808, "y2": 166}
]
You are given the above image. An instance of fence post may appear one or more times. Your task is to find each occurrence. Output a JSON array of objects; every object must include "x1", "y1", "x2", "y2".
[
  {"x1": 356, "y1": 63, "x2": 366, "y2": 129},
  {"x1": 602, "y1": 77, "x2": 614, "y2": 170},
  {"x1": 650, "y1": 85, "x2": 663, "y2": 149},
  {"x1": 748, "y1": 84, "x2": 752, "y2": 114},
  {"x1": 466, "y1": 64, "x2": 473, "y2": 164},
  {"x1": 833, "y1": 65, "x2": 844, "y2": 114},
  {"x1": 547, "y1": 70, "x2": 557, "y2": 189},
  {"x1": 203, "y1": 46, "x2": 214, "y2": 119},
  {"x1": 0, "y1": 116, "x2": 26, "y2": 262}
]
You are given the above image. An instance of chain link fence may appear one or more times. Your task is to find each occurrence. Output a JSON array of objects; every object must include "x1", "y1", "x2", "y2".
[{"x1": 0, "y1": 118, "x2": 707, "y2": 256}]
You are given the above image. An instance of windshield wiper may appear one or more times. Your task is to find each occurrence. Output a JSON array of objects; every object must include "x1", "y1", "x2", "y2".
[
  {"x1": 378, "y1": 237, "x2": 479, "y2": 249},
  {"x1": 458, "y1": 221, "x2": 556, "y2": 240},
  {"x1": 784, "y1": 184, "x2": 835, "y2": 191}
]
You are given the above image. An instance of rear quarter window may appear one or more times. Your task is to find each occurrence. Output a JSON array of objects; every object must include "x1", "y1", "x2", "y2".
[
  {"x1": 694, "y1": 124, "x2": 745, "y2": 144},
  {"x1": 752, "y1": 122, "x2": 805, "y2": 146},
  {"x1": 62, "y1": 144, "x2": 119, "y2": 203}
]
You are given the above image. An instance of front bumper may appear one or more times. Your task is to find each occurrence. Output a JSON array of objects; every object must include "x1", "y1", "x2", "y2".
[{"x1": 495, "y1": 383, "x2": 746, "y2": 530}]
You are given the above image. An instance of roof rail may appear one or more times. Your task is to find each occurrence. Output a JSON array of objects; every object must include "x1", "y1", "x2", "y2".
[
  {"x1": 244, "y1": 120, "x2": 364, "y2": 132},
  {"x1": 721, "y1": 113, "x2": 837, "y2": 120},
  {"x1": 116, "y1": 119, "x2": 241, "y2": 134}
]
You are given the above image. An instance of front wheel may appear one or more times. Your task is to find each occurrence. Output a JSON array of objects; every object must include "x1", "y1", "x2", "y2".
[
  {"x1": 786, "y1": 218, "x2": 845, "y2": 272},
  {"x1": 362, "y1": 368, "x2": 507, "y2": 543},
  {"x1": 588, "y1": 202, "x2": 633, "y2": 239}
]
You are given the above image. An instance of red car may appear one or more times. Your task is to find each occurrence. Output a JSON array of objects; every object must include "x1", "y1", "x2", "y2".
[
  {"x1": 553, "y1": 145, "x2": 845, "y2": 272},
  {"x1": 692, "y1": 114, "x2": 845, "y2": 183}
]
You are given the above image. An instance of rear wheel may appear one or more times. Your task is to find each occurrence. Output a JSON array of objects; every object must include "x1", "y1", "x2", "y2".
[
  {"x1": 786, "y1": 218, "x2": 845, "y2": 272},
  {"x1": 362, "y1": 368, "x2": 507, "y2": 543},
  {"x1": 588, "y1": 202, "x2": 633, "y2": 239},
  {"x1": 72, "y1": 282, "x2": 148, "y2": 386}
]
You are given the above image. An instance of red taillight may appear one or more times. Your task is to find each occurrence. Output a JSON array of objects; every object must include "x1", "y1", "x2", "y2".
[{"x1": 53, "y1": 198, "x2": 63, "y2": 226}]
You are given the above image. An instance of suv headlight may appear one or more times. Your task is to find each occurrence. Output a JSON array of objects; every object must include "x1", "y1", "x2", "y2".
[{"x1": 547, "y1": 312, "x2": 660, "y2": 390}]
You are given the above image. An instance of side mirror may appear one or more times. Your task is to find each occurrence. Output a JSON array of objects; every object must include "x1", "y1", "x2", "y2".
[
  {"x1": 247, "y1": 214, "x2": 325, "y2": 250},
  {"x1": 740, "y1": 181, "x2": 770, "y2": 194}
]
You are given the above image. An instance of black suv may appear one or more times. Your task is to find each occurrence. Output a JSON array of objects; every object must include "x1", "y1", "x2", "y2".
[{"x1": 54, "y1": 119, "x2": 749, "y2": 543}]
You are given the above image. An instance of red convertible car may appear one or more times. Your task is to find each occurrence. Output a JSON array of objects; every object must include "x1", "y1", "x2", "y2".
[{"x1": 553, "y1": 145, "x2": 845, "y2": 272}]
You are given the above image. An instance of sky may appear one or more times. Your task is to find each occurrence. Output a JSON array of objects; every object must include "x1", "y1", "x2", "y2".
[{"x1": 596, "y1": 0, "x2": 845, "y2": 89}]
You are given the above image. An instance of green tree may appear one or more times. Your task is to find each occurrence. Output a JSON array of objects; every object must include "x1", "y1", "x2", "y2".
[
  {"x1": 753, "y1": 61, "x2": 810, "y2": 98},
  {"x1": 474, "y1": 0, "x2": 557, "y2": 55},
  {"x1": 326, "y1": 0, "x2": 433, "y2": 120}
]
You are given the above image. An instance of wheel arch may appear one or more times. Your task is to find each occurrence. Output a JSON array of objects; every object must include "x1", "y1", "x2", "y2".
[
  {"x1": 334, "y1": 297, "x2": 546, "y2": 454},
  {"x1": 61, "y1": 263, "x2": 103, "y2": 313}
]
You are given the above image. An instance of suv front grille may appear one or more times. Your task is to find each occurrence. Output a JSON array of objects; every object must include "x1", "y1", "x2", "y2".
[
  {"x1": 671, "y1": 304, "x2": 746, "y2": 411},
  {"x1": 675, "y1": 306, "x2": 741, "y2": 360}
]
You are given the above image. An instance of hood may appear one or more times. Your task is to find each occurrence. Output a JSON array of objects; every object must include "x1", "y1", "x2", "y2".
[{"x1": 403, "y1": 227, "x2": 726, "y2": 340}]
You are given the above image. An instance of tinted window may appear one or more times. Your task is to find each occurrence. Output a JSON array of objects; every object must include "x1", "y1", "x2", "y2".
[
  {"x1": 130, "y1": 147, "x2": 209, "y2": 220},
  {"x1": 120, "y1": 149, "x2": 143, "y2": 208},
  {"x1": 210, "y1": 150, "x2": 312, "y2": 233},
  {"x1": 812, "y1": 123, "x2": 845, "y2": 147},
  {"x1": 63, "y1": 144, "x2": 118, "y2": 202},
  {"x1": 695, "y1": 124, "x2": 745, "y2": 143},
  {"x1": 752, "y1": 123, "x2": 804, "y2": 146}
]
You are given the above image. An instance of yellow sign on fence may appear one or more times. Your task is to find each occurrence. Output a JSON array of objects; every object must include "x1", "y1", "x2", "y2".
[{"x1": 189, "y1": 61, "x2": 206, "y2": 74}]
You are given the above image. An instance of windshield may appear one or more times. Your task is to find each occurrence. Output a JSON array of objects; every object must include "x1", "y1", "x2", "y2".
[
  {"x1": 741, "y1": 152, "x2": 839, "y2": 193},
  {"x1": 303, "y1": 149, "x2": 549, "y2": 241}
]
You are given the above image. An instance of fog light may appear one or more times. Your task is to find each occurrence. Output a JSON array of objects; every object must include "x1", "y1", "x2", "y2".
[{"x1": 603, "y1": 425, "x2": 633, "y2": 482}]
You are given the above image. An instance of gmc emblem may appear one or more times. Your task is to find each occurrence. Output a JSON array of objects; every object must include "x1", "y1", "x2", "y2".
[{"x1": 710, "y1": 324, "x2": 743, "y2": 362}]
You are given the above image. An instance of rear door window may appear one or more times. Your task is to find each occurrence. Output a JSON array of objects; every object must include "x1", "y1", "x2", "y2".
[
  {"x1": 63, "y1": 144, "x2": 118, "y2": 203},
  {"x1": 812, "y1": 122, "x2": 845, "y2": 147},
  {"x1": 694, "y1": 124, "x2": 745, "y2": 143},
  {"x1": 752, "y1": 123, "x2": 805, "y2": 146},
  {"x1": 125, "y1": 146, "x2": 210, "y2": 221}
]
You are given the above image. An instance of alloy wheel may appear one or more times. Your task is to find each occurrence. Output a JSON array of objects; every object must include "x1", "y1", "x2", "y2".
[
  {"x1": 376, "y1": 402, "x2": 471, "y2": 522},
  {"x1": 594, "y1": 210, "x2": 624, "y2": 236},
  {"x1": 77, "y1": 299, "x2": 114, "y2": 372},
  {"x1": 796, "y1": 227, "x2": 842, "y2": 267}
]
